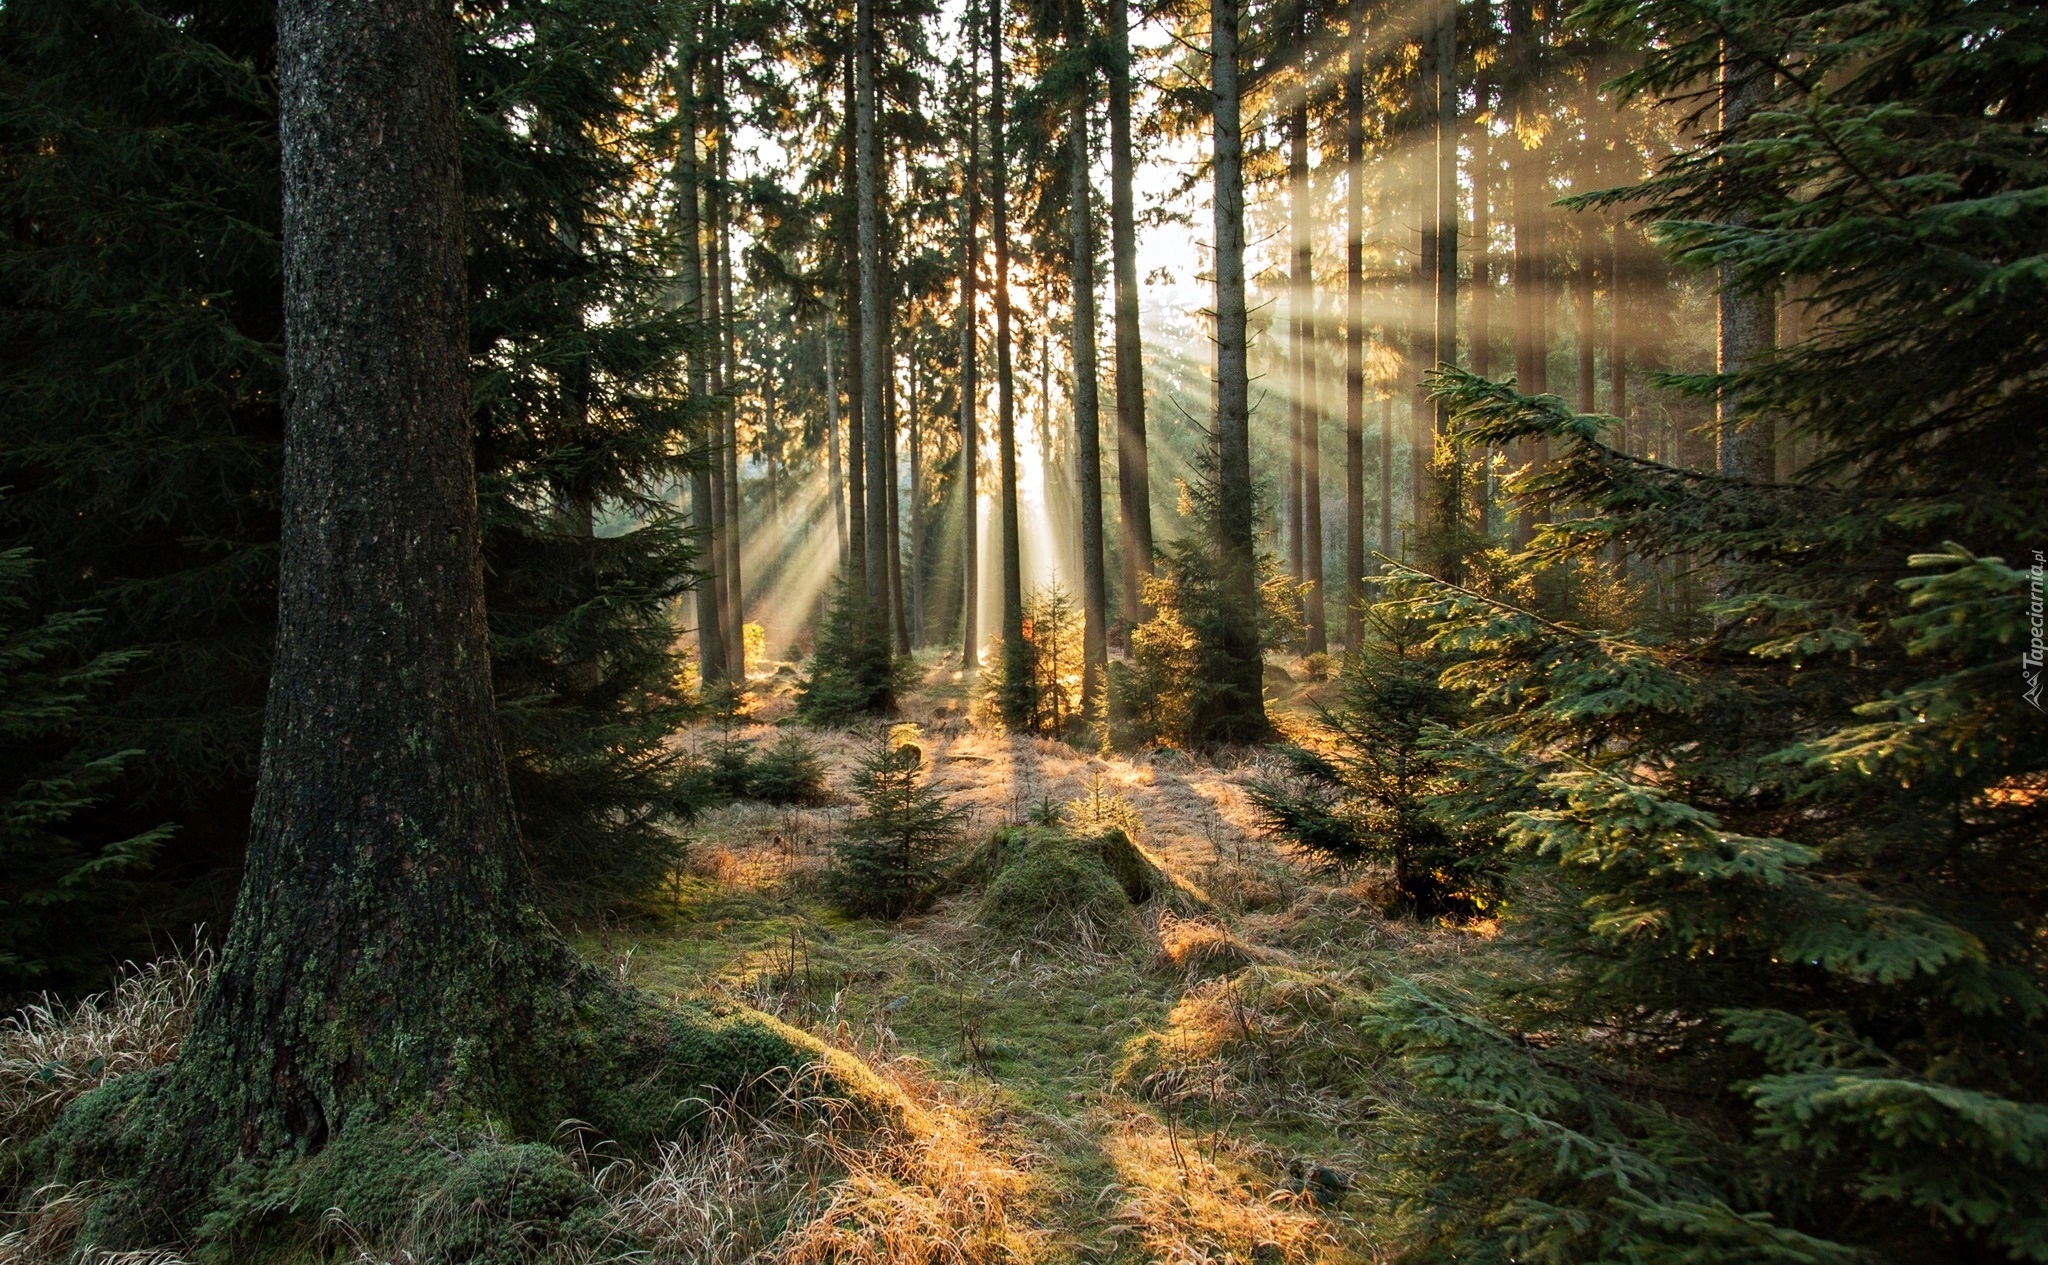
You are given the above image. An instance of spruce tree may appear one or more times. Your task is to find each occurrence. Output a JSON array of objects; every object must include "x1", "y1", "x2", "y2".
[{"x1": 1344, "y1": 0, "x2": 2048, "y2": 1253}]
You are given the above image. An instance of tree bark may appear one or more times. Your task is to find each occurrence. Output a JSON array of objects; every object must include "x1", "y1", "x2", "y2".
[
  {"x1": 827, "y1": 331, "x2": 846, "y2": 565},
  {"x1": 1205, "y1": 0, "x2": 1268, "y2": 741},
  {"x1": 1508, "y1": 0, "x2": 1545, "y2": 547},
  {"x1": 715, "y1": 45, "x2": 744, "y2": 673},
  {"x1": 909, "y1": 343, "x2": 924, "y2": 645},
  {"x1": 675, "y1": 29, "x2": 727, "y2": 684},
  {"x1": 1287, "y1": 92, "x2": 1308, "y2": 643},
  {"x1": 991, "y1": 0, "x2": 1028, "y2": 725},
  {"x1": 1107, "y1": 0, "x2": 1151, "y2": 631},
  {"x1": 886, "y1": 294, "x2": 909, "y2": 653},
  {"x1": 169, "y1": 0, "x2": 565, "y2": 1170},
  {"x1": 842, "y1": 56, "x2": 868, "y2": 595},
  {"x1": 958, "y1": 19, "x2": 980, "y2": 666},
  {"x1": 1344, "y1": 0, "x2": 1366, "y2": 652},
  {"x1": 1432, "y1": 0, "x2": 1458, "y2": 571},
  {"x1": 1717, "y1": 46, "x2": 1775, "y2": 482},
  {"x1": 1067, "y1": 4, "x2": 1108, "y2": 711},
  {"x1": 1575, "y1": 239, "x2": 1596, "y2": 413},
  {"x1": 857, "y1": 0, "x2": 889, "y2": 617}
]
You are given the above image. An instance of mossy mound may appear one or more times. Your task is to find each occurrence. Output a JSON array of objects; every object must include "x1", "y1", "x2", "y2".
[{"x1": 972, "y1": 826, "x2": 1150, "y2": 948}]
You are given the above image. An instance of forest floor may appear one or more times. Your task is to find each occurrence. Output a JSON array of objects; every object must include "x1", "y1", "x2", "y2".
[{"x1": 559, "y1": 652, "x2": 1486, "y2": 1265}]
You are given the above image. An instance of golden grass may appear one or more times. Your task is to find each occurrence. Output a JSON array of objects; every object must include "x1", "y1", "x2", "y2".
[
  {"x1": 1153, "y1": 914, "x2": 1289, "y2": 984},
  {"x1": 1098, "y1": 1107, "x2": 1358, "y2": 1265},
  {"x1": 0, "y1": 950, "x2": 206, "y2": 1150}
]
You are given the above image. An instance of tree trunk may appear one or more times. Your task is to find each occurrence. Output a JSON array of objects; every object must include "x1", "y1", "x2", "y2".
[
  {"x1": 1575, "y1": 240, "x2": 1596, "y2": 413},
  {"x1": 1067, "y1": 7, "x2": 1108, "y2": 712},
  {"x1": 827, "y1": 331, "x2": 846, "y2": 565},
  {"x1": 167, "y1": 0, "x2": 568, "y2": 1177},
  {"x1": 1379, "y1": 391, "x2": 1394, "y2": 556},
  {"x1": 704, "y1": 124, "x2": 732, "y2": 679},
  {"x1": 1204, "y1": 0, "x2": 1268, "y2": 741},
  {"x1": 1717, "y1": 47, "x2": 1775, "y2": 482},
  {"x1": 909, "y1": 344, "x2": 924, "y2": 646},
  {"x1": 675, "y1": 31, "x2": 727, "y2": 684},
  {"x1": 1609, "y1": 223, "x2": 1627, "y2": 428},
  {"x1": 1509, "y1": 0, "x2": 1545, "y2": 547},
  {"x1": 1292, "y1": 82, "x2": 1324, "y2": 655},
  {"x1": 991, "y1": 0, "x2": 1027, "y2": 725},
  {"x1": 1107, "y1": 0, "x2": 1151, "y2": 632},
  {"x1": 856, "y1": 18, "x2": 889, "y2": 612},
  {"x1": 1287, "y1": 94, "x2": 1308, "y2": 643},
  {"x1": 958, "y1": 21, "x2": 980, "y2": 666},
  {"x1": 716, "y1": 50, "x2": 745, "y2": 674},
  {"x1": 843, "y1": 56, "x2": 869, "y2": 596},
  {"x1": 1344, "y1": 0, "x2": 1366, "y2": 651},
  {"x1": 886, "y1": 300, "x2": 910, "y2": 653},
  {"x1": 1433, "y1": 0, "x2": 1459, "y2": 574}
]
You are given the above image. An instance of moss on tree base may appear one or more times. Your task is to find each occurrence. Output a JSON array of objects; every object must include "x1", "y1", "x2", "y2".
[{"x1": 25, "y1": 973, "x2": 898, "y2": 1260}]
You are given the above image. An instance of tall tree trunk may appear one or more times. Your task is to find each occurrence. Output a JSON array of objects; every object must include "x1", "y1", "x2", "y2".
[
  {"x1": 716, "y1": 46, "x2": 744, "y2": 674},
  {"x1": 676, "y1": 32, "x2": 727, "y2": 685},
  {"x1": 1609, "y1": 223, "x2": 1627, "y2": 429},
  {"x1": 1575, "y1": 240, "x2": 1596, "y2": 413},
  {"x1": 170, "y1": 0, "x2": 561, "y2": 1170},
  {"x1": 1433, "y1": 0, "x2": 1459, "y2": 576},
  {"x1": 704, "y1": 120, "x2": 732, "y2": 678},
  {"x1": 1205, "y1": 0, "x2": 1268, "y2": 741},
  {"x1": 1344, "y1": 0, "x2": 1366, "y2": 651},
  {"x1": 958, "y1": 20, "x2": 980, "y2": 666},
  {"x1": 1411, "y1": 160, "x2": 1434, "y2": 546},
  {"x1": 1470, "y1": 67, "x2": 1493, "y2": 531},
  {"x1": 842, "y1": 57, "x2": 868, "y2": 595},
  {"x1": 1379, "y1": 391, "x2": 1394, "y2": 556},
  {"x1": 1287, "y1": 93, "x2": 1308, "y2": 641},
  {"x1": 991, "y1": 0, "x2": 1028, "y2": 725},
  {"x1": 1107, "y1": 0, "x2": 1151, "y2": 631},
  {"x1": 827, "y1": 331, "x2": 846, "y2": 565},
  {"x1": 1067, "y1": 5, "x2": 1108, "y2": 712},
  {"x1": 855, "y1": 16, "x2": 888, "y2": 612},
  {"x1": 886, "y1": 293, "x2": 909, "y2": 652},
  {"x1": 1717, "y1": 48, "x2": 1775, "y2": 481},
  {"x1": 1304, "y1": 292, "x2": 1325, "y2": 653},
  {"x1": 1509, "y1": 0, "x2": 1545, "y2": 547},
  {"x1": 909, "y1": 344, "x2": 924, "y2": 646}
]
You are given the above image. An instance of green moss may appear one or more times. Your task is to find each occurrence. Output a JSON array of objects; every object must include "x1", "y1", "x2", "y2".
[{"x1": 975, "y1": 827, "x2": 1144, "y2": 947}]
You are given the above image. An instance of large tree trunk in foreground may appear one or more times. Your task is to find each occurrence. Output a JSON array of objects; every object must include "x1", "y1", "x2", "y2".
[
  {"x1": 124, "y1": 12, "x2": 838, "y2": 1233},
  {"x1": 1107, "y1": 0, "x2": 1150, "y2": 630},
  {"x1": 1068, "y1": 8, "x2": 1108, "y2": 714},
  {"x1": 1203, "y1": 0, "x2": 1268, "y2": 742}
]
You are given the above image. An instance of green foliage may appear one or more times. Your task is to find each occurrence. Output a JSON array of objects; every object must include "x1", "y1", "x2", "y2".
[
  {"x1": 1350, "y1": 0, "x2": 2048, "y2": 1247},
  {"x1": 796, "y1": 579, "x2": 901, "y2": 723},
  {"x1": 826, "y1": 729, "x2": 967, "y2": 919},
  {"x1": 684, "y1": 732, "x2": 829, "y2": 809},
  {"x1": 1247, "y1": 602, "x2": 1496, "y2": 916},
  {"x1": 0, "y1": 0, "x2": 713, "y2": 970},
  {"x1": 977, "y1": 583, "x2": 1084, "y2": 736},
  {"x1": 1109, "y1": 526, "x2": 1296, "y2": 750},
  {"x1": 0, "y1": 546, "x2": 170, "y2": 995}
]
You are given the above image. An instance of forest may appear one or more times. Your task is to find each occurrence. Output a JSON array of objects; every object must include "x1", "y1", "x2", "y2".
[{"x1": 1, "y1": 0, "x2": 2044, "y2": 1260}]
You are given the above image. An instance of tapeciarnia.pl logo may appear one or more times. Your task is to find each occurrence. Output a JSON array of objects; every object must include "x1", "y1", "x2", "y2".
[{"x1": 2027, "y1": 549, "x2": 2044, "y2": 712}]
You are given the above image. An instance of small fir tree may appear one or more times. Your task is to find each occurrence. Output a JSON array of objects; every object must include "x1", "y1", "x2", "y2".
[
  {"x1": 1248, "y1": 600, "x2": 1494, "y2": 915},
  {"x1": 826, "y1": 727, "x2": 967, "y2": 919}
]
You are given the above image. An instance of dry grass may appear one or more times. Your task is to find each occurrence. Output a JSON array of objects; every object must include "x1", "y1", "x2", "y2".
[
  {"x1": 599, "y1": 1051, "x2": 1035, "y2": 1265},
  {"x1": 1153, "y1": 914, "x2": 1289, "y2": 984},
  {"x1": 1098, "y1": 1107, "x2": 1357, "y2": 1265},
  {"x1": 0, "y1": 950, "x2": 206, "y2": 1151}
]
